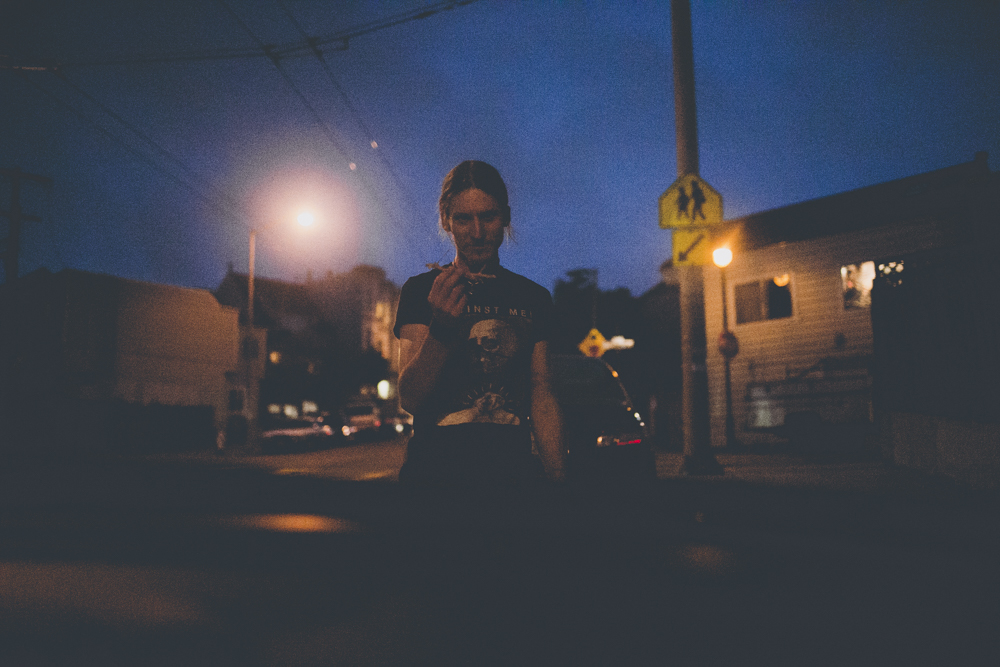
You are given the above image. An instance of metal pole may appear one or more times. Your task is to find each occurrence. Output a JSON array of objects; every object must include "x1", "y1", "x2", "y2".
[
  {"x1": 1, "y1": 168, "x2": 52, "y2": 428},
  {"x1": 672, "y1": 0, "x2": 721, "y2": 474},
  {"x1": 247, "y1": 229, "x2": 257, "y2": 328},
  {"x1": 243, "y1": 228, "x2": 258, "y2": 450},
  {"x1": 721, "y1": 266, "x2": 735, "y2": 448},
  {"x1": 671, "y1": 0, "x2": 698, "y2": 178}
]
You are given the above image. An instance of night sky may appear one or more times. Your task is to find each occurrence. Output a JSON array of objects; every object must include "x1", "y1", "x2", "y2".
[{"x1": 3, "y1": 0, "x2": 998, "y2": 297}]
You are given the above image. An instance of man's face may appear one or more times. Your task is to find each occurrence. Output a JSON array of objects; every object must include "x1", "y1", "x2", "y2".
[{"x1": 445, "y1": 187, "x2": 507, "y2": 271}]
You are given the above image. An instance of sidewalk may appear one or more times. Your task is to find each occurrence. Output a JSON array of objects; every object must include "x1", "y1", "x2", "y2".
[{"x1": 655, "y1": 449, "x2": 908, "y2": 493}]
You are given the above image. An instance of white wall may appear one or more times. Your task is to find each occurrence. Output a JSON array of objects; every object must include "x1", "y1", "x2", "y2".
[{"x1": 704, "y1": 218, "x2": 955, "y2": 449}]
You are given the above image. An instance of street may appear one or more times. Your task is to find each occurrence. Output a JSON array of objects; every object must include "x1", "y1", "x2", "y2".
[{"x1": 1, "y1": 438, "x2": 998, "y2": 666}]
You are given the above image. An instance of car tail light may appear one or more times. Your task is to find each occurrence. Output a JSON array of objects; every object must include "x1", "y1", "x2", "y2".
[{"x1": 596, "y1": 435, "x2": 643, "y2": 448}]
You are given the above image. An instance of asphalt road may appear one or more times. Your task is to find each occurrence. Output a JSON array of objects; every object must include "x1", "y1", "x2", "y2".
[{"x1": 1, "y1": 440, "x2": 998, "y2": 666}]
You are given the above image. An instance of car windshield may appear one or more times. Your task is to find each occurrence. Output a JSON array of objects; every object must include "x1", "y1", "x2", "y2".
[{"x1": 549, "y1": 355, "x2": 629, "y2": 404}]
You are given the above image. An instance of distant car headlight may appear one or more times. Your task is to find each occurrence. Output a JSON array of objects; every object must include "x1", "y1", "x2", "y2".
[
  {"x1": 394, "y1": 423, "x2": 405, "y2": 433},
  {"x1": 342, "y1": 425, "x2": 352, "y2": 437}
]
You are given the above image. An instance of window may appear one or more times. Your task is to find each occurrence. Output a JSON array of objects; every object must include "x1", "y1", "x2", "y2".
[
  {"x1": 877, "y1": 260, "x2": 905, "y2": 288},
  {"x1": 841, "y1": 262, "x2": 875, "y2": 309},
  {"x1": 735, "y1": 275, "x2": 793, "y2": 324}
]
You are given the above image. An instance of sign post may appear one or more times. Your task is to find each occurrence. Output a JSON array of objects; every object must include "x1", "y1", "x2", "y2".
[{"x1": 661, "y1": 0, "x2": 724, "y2": 476}]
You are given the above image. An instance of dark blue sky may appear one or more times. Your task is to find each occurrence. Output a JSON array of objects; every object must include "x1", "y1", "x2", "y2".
[{"x1": 3, "y1": 1, "x2": 998, "y2": 296}]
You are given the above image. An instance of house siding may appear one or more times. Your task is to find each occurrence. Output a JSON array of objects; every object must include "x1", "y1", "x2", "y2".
[{"x1": 705, "y1": 218, "x2": 956, "y2": 449}]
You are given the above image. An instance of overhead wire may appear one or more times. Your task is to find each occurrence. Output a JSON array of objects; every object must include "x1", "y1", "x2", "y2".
[
  {"x1": 273, "y1": 0, "x2": 427, "y2": 260},
  {"x1": 217, "y1": 0, "x2": 426, "y2": 258},
  {"x1": 5, "y1": 0, "x2": 478, "y2": 267},
  {"x1": 20, "y1": 1, "x2": 482, "y2": 69},
  {"x1": 216, "y1": 0, "x2": 358, "y2": 174},
  {"x1": 51, "y1": 69, "x2": 246, "y2": 223},
  {"x1": 11, "y1": 70, "x2": 247, "y2": 232}
]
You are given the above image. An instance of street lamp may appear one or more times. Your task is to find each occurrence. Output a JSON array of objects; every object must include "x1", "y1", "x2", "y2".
[
  {"x1": 243, "y1": 211, "x2": 316, "y2": 448},
  {"x1": 713, "y1": 246, "x2": 739, "y2": 449},
  {"x1": 247, "y1": 211, "x2": 316, "y2": 328}
]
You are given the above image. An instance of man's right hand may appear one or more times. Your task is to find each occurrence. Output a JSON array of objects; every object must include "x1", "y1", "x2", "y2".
[{"x1": 427, "y1": 264, "x2": 469, "y2": 322}]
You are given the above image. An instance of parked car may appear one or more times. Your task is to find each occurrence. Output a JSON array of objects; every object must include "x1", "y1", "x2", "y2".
[
  {"x1": 383, "y1": 410, "x2": 413, "y2": 436},
  {"x1": 547, "y1": 354, "x2": 656, "y2": 483},
  {"x1": 339, "y1": 401, "x2": 383, "y2": 441},
  {"x1": 260, "y1": 414, "x2": 340, "y2": 453}
]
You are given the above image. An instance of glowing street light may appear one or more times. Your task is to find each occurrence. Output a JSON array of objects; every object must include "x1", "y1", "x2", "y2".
[
  {"x1": 713, "y1": 245, "x2": 739, "y2": 448},
  {"x1": 248, "y1": 210, "x2": 316, "y2": 327},
  {"x1": 712, "y1": 246, "x2": 733, "y2": 269},
  {"x1": 243, "y1": 210, "x2": 317, "y2": 450}
]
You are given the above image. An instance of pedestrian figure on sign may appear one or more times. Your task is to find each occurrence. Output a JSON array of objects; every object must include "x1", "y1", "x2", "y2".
[
  {"x1": 690, "y1": 180, "x2": 707, "y2": 220},
  {"x1": 676, "y1": 185, "x2": 691, "y2": 219}
]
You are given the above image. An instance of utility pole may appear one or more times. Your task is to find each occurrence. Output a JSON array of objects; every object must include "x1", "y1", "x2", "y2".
[
  {"x1": 1, "y1": 168, "x2": 53, "y2": 284},
  {"x1": 671, "y1": 0, "x2": 722, "y2": 475},
  {"x1": 1, "y1": 167, "x2": 53, "y2": 427}
]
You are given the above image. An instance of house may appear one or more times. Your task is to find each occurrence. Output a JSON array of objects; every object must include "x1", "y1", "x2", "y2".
[
  {"x1": 699, "y1": 152, "x2": 998, "y2": 485},
  {"x1": 214, "y1": 264, "x2": 400, "y2": 419},
  {"x1": 1, "y1": 268, "x2": 250, "y2": 454}
]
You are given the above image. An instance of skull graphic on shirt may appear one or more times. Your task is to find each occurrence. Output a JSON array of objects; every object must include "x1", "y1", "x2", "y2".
[{"x1": 468, "y1": 319, "x2": 517, "y2": 375}]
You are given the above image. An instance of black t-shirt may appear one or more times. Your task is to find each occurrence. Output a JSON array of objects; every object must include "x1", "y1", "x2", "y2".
[{"x1": 393, "y1": 263, "x2": 554, "y2": 483}]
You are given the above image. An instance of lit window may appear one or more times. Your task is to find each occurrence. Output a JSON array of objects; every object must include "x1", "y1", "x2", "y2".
[
  {"x1": 841, "y1": 262, "x2": 875, "y2": 309},
  {"x1": 269, "y1": 351, "x2": 281, "y2": 364},
  {"x1": 735, "y1": 276, "x2": 793, "y2": 325},
  {"x1": 877, "y1": 260, "x2": 905, "y2": 287}
]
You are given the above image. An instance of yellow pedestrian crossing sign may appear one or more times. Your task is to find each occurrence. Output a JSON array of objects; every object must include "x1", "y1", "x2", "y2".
[
  {"x1": 659, "y1": 173, "x2": 722, "y2": 229},
  {"x1": 578, "y1": 329, "x2": 607, "y2": 358}
]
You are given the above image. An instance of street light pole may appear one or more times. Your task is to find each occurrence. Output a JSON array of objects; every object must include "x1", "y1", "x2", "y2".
[
  {"x1": 247, "y1": 228, "x2": 257, "y2": 328},
  {"x1": 720, "y1": 265, "x2": 736, "y2": 448},
  {"x1": 248, "y1": 211, "x2": 312, "y2": 328},
  {"x1": 241, "y1": 212, "x2": 316, "y2": 450},
  {"x1": 713, "y1": 247, "x2": 739, "y2": 449}
]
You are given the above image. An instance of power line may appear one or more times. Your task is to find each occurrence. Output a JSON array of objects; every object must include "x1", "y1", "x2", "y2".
[
  {"x1": 217, "y1": 0, "x2": 425, "y2": 260},
  {"x1": 217, "y1": 0, "x2": 357, "y2": 172},
  {"x1": 52, "y1": 69, "x2": 246, "y2": 221},
  {"x1": 12, "y1": 70, "x2": 247, "y2": 231},
  {"x1": 274, "y1": 0, "x2": 427, "y2": 244},
  {"x1": 7, "y1": 1, "x2": 464, "y2": 265},
  {"x1": 6, "y1": 1, "x2": 482, "y2": 70}
]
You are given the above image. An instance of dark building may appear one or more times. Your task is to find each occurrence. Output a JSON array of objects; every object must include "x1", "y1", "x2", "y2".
[
  {"x1": 214, "y1": 264, "x2": 400, "y2": 418},
  {"x1": 1, "y1": 268, "x2": 243, "y2": 454}
]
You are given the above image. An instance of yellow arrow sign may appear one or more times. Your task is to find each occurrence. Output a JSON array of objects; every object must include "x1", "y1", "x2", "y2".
[
  {"x1": 659, "y1": 173, "x2": 722, "y2": 229},
  {"x1": 672, "y1": 228, "x2": 713, "y2": 266}
]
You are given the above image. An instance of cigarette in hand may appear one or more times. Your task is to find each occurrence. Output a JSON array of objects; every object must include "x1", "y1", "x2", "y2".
[{"x1": 426, "y1": 262, "x2": 495, "y2": 280}]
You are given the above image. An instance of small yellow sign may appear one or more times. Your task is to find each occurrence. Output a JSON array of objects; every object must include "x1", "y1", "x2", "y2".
[
  {"x1": 672, "y1": 228, "x2": 713, "y2": 267},
  {"x1": 578, "y1": 328, "x2": 607, "y2": 358},
  {"x1": 659, "y1": 174, "x2": 722, "y2": 229}
]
